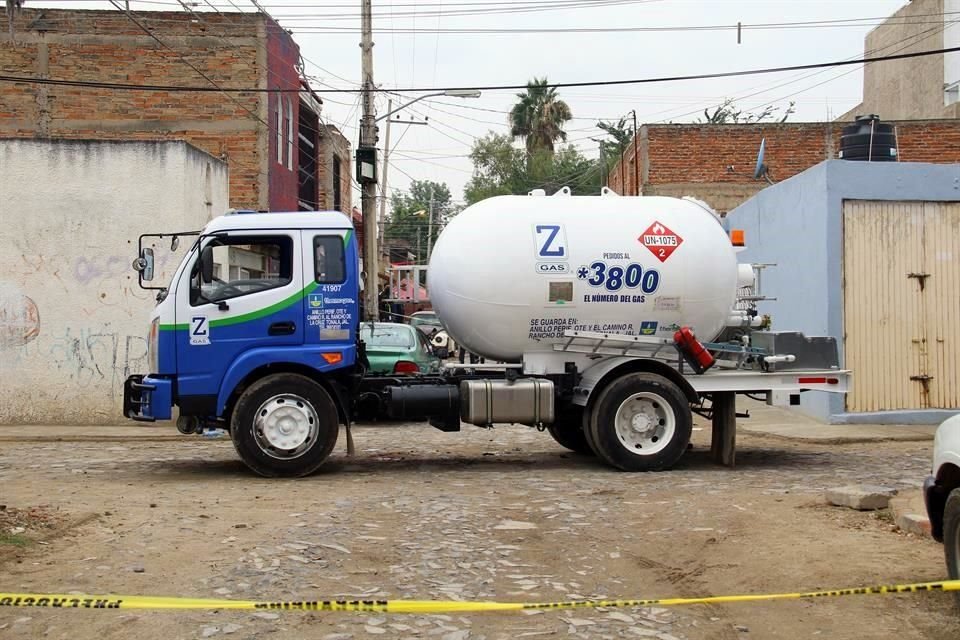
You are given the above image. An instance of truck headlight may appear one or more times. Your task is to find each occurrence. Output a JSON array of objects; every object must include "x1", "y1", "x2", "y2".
[{"x1": 148, "y1": 318, "x2": 159, "y2": 373}]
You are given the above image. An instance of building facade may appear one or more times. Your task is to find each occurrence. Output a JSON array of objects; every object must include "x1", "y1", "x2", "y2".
[
  {"x1": 0, "y1": 8, "x2": 351, "y2": 213},
  {"x1": 840, "y1": 0, "x2": 960, "y2": 121},
  {"x1": 0, "y1": 139, "x2": 230, "y2": 424},
  {"x1": 726, "y1": 160, "x2": 960, "y2": 424},
  {"x1": 606, "y1": 119, "x2": 960, "y2": 212}
]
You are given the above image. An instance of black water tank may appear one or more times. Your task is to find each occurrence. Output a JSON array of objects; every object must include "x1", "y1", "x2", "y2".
[{"x1": 839, "y1": 114, "x2": 898, "y2": 162}]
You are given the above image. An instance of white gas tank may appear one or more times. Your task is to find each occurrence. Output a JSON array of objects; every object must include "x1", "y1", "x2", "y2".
[{"x1": 428, "y1": 193, "x2": 738, "y2": 363}]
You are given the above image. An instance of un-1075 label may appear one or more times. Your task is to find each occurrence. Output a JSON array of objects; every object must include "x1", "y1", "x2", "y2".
[{"x1": 577, "y1": 261, "x2": 661, "y2": 294}]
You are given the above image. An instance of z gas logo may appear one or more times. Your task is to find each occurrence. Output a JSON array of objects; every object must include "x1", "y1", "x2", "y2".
[
  {"x1": 533, "y1": 224, "x2": 567, "y2": 260},
  {"x1": 535, "y1": 262, "x2": 569, "y2": 274},
  {"x1": 189, "y1": 316, "x2": 210, "y2": 346},
  {"x1": 639, "y1": 321, "x2": 658, "y2": 335}
]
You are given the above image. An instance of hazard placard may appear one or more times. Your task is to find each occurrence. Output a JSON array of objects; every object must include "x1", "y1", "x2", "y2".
[{"x1": 639, "y1": 221, "x2": 683, "y2": 263}]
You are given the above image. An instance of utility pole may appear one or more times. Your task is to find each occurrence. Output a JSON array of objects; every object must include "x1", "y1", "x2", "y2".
[
  {"x1": 359, "y1": 0, "x2": 379, "y2": 321},
  {"x1": 426, "y1": 186, "x2": 435, "y2": 260},
  {"x1": 631, "y1": 109, "x2": 639, "y2": 196},
  {"x1": 378, "y1": 98, "x2": 392, "y2": 255}
]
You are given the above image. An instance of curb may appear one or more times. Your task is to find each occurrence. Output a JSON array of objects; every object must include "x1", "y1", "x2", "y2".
[{"x1": 888, "y1": 495, "x2": 932, "y2": 538}]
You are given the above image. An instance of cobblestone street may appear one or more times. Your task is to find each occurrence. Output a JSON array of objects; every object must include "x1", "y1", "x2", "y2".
[{"x1": 1, "y1": 416, "x2": 958, "y2": 640}]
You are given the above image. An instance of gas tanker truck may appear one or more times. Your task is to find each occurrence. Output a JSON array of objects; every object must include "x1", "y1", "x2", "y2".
[{"x1": 124, "y1": 189, "x2": 849, "y2": 477}]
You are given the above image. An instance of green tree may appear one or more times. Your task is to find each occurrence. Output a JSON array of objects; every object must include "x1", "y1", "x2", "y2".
[
  {"x1": 595, "y1": 117, "x2": 634, "y2": 158},
  {"x1": 385, "y1": 180, "x2": 456, "y2": 252},
  {"x1": 509, "y1": 77, "x2": 573, "y2": 156},
  {"x1": 698, "y1": 99, "x2": 796, "y2": 124},
  {"x1": 464, "y1": 133, "x2": 601, "y2": 205},
  {"x1": 594, "y1": 117, "x2": 635, "y2": 184},
  {"x1": 463, "y1": 133, "x2": 527, "y2": 204}
]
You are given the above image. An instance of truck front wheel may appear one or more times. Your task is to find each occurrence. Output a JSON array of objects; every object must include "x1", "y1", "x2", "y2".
[
  {"x1": 231, "y1": 373, "x2": 339, "y2": 477},
  {"x1": 588, "y1": 373, "x2": 691, "y2": 471}
]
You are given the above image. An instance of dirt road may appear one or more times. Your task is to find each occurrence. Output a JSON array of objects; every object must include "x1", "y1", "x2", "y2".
[{"x1": 1, "y1": 420, "x2": 957, "y2": 639}]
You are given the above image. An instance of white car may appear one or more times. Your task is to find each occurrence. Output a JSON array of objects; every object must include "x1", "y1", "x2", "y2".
[{"x1": 924, "y1": 414, "x2": 960, "y2": 589}]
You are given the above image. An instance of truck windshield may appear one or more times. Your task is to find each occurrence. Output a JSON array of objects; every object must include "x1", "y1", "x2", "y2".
[{"x1": 191, "y1": 236, "x2": 293, "y2": 305}]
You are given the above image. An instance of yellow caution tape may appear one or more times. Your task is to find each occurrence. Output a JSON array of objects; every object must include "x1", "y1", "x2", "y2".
[{"x1": 1, "y1": 580, "x2": 958, "y2": 612}]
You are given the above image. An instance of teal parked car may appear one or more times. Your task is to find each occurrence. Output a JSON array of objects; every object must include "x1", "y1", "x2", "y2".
[
  {"x1": 360, "y1": 322, "x2": 443, "y2": 374},
  {"x1": 410, "y1": 310, "x2": 443, "y2": 336}
]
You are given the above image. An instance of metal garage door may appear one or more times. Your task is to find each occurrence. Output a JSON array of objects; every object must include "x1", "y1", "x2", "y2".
[{"x1": 843, "y1": 200, "x2": 960, "y2": 412}]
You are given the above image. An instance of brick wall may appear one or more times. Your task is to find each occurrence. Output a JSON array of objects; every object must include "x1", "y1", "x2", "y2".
[
  {"x1": 317, "y1": 125, "x2": 353, "y2": 215},
  {"x1": 0, "y1": 9, "x2": 312, "y2": 210},
  {"x1": 266, "y1": 19, "x2": 301, "y2": 212},
  {"x1": 606, "y1": 120, "x2": 960, "y2": 212}
]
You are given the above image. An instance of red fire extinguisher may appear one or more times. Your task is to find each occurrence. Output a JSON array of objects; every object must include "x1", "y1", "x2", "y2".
[{"x1": 673, "y1": 327, "x2": 715, "y2": 374}]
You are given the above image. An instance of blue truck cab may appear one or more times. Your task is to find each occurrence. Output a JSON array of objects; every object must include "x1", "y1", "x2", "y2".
[{"x1": 124, "y1": 210, "x2": 360, "y2": 476}]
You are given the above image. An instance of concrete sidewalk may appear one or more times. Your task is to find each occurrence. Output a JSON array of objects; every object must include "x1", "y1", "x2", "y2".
[
  {"x1": 0, "y1": 424, "x2": 191, "y2": 442},
  {"x1": 737, "y1": 399, "x2": 937, "y2": 443}
]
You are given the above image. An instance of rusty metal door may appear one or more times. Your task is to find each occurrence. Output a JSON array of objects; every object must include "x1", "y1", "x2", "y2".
[{"x1": 843, "y1": 200, "x2": 960, "y2": 411}]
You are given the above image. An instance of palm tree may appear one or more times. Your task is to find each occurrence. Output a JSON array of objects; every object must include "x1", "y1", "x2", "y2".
[{"x1": 509, "y1": 77, "x2": 572, "y2": 156}]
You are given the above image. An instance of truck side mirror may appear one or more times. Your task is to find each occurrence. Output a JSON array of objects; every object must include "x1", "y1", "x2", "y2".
[
  {"x1": 200, "y1": 246, "x2": 214, "y2": 283},
  {"x1": 132, "y1": 248, "x2": 155, "y2": 281},
  {"x1": 434, "y1": 346, "x2": 449, "y2": 360}
]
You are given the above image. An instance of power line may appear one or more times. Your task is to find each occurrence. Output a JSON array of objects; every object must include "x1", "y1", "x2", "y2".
[
  {"x1": 45, "y1": 3, "x2": 955, "y2": 27},
  {"x1": 5, "y1": 46, "x2": 957, "y2": 93},
  {"x1": 32, "y1": 0, "x2": 661, "y2": 20},
  {"x1": 284, "y1": 19, "x2": 955, "y2": 33},
  {"x1": 644, "y1": 16, "x2": 960, "y2": 124}
]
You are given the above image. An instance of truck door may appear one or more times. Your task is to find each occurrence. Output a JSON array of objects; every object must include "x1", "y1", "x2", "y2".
[
  {"x1": 300, "y1": 229, "x2": 358, "y2": 364},
  {"x1": 174, "y1": 230, "x2": 304, "y2": 409}
]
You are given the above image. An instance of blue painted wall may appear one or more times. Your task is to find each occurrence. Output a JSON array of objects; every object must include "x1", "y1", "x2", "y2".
[{"x1": 727, "y1": 160, "x2": 960, "y2": 423}]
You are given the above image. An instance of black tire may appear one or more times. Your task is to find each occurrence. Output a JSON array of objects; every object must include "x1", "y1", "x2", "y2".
[
  {"x1": 546, "y1": 404, "x2": 594, "y2": 456},
  {"x1": 944, "y1": 488, "x2": 960, "y2": 607},
  {"x1": 230, "y1": 373, "x2": 339, "y2": 477},
  {"x1": 587, "y1": 373, "x2": 692, "y2": 471}
]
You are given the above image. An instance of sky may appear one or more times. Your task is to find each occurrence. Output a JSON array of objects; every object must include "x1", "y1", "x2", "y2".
[{"x1": 28, "y1": 0, "x2": 924, "y2": 206}]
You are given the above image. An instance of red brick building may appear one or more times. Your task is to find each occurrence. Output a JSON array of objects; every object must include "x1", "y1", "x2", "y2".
[
  {"x1": 606, "y1": 120, "x2": 960, "y2": 212},
  {"x1": 0, "y1": 8, "x2": 351, "y2": 213}
]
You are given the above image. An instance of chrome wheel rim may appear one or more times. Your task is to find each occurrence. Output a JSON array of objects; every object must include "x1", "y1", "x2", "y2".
[
  {"x1": 253, "y1": 394, "x2": 319, "y2": 460},
  {"x1": 613, "y1": 392, "x2": 675, "y2": 455}
]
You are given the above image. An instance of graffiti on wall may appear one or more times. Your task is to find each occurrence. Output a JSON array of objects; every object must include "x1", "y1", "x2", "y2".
[
  {"x1": 0, "y1": 284, "x2": 41, "y2": 348},
  {"x1": 4, "y1": 323, "x2": 149, "y2": 397}
]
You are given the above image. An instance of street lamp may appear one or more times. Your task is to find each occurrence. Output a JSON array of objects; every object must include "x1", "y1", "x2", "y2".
[
  {"x1": 376, "y1": 89, "x2": 482, "y2": 122},
  {"x1": 376, "y1": 88, "x2": 481, "y2": 258}
]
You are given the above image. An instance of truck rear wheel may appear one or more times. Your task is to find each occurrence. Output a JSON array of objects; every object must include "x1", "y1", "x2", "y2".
[
  {"x1": 588, "y1": 373, "x2": 691, "y2": 471},
  {"x1": 546, "y1": 404, "x2": 594, "y2": 456},
  {"x1": 944, "y1": 488, "x2": 960, "y2": 607},
  {"x1": 231, "y1": 373, "x2": 339, "y2": 477}
]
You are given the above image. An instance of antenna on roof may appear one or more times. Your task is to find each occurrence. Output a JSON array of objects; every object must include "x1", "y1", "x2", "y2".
[{"x1": 753, "y1": 137, "x2": 774, "y2": 185}]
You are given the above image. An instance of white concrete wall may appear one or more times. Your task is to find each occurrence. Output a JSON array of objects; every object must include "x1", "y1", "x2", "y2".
[
  {"x1": 0, "y1": 139, "x2": 229, "y2": 424},
  {"x1": 946, "y1": 0, "x2": 960, "y2": 105}
]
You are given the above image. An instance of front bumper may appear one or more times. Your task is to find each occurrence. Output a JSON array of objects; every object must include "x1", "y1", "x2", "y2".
[
  {"x1": 923, "y1": 475, "x2": 946, "y2": 543},
  {"x1": 123, "y1": 374, "x2": 173, "y2": 422}
]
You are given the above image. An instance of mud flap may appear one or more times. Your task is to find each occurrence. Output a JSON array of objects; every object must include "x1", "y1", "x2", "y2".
[{"x1": 345, "y1": 420, "x2": 355, "y2": 456}]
